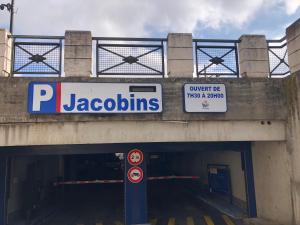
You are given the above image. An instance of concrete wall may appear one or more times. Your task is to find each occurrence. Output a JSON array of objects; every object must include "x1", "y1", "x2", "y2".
[
  {"x1": 252, "y1": 141, "x2": 293, "y2": 225},
  {"x1": 0, "y1": 77, "x2": 287, "y2": 124},
  {"x1": 0, "y1": 77, "x2": 287, "y2": 146},
  {"x1": 285, "y1": 73, "x2": 300, "y2": 225},
  {"x1": 172, "y1": 150, "x2": 246, "y2": 205},
  {"x1": 199, "y1": 150, "x2": 246, "y2": 203}
]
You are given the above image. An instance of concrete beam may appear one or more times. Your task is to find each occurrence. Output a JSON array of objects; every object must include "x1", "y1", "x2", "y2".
[
  {"x1": 286, "y1": 18, "x2": 300, "y2": 74},
  {"x1": 0, "y1": 120, "x2": 286, "y2": 147},
  {"x1": 64, "y1": 31, "x2": 92, "y2": 77},
  {"x1": 0, "y1": 29, "x2": 11, "y2": 77},
  {"x1": 238, "y1": 35, "x2": 269, "y2": 78},
  {"x1": 167, "y1": 33, "x2": 194, "y2": 77}
]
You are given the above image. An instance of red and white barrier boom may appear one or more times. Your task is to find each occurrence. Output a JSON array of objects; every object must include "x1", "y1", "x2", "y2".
[{"x1": 54, "y1": 176, "x2": 200, "y2": 186}]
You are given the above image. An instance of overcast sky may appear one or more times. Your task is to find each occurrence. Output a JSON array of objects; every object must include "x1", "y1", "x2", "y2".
[{"x1": 0, "y1": 0, "x2": 299, "y2": 39}]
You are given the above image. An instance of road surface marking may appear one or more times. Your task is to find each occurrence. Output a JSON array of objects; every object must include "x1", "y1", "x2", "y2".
[
  {"x1": 150, "y1": 218, "x2": 158, "y2": 225},
  {"x1": 204, "y1": 216, "x2": 214, "y2": 225},
  {"x1": 222, "y1": 215, "x2": 235, "y2": 225},
  {"x1": 187, "y1": 217, "x2": 195, "y2": 225},
  {"x1": 168, "y1": 217, "x2": 176, "y2": 225}
]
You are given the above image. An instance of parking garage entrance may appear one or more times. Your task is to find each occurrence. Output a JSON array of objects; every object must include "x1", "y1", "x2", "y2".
[{"x1": 0, "y1": 142, "x2": 256, "y2": 225}]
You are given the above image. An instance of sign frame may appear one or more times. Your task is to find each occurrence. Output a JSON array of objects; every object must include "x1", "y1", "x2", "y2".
[
  {"x1": 183, "y1": 83, "x2": 228, "y2": 113},
  {"x1": 127, "y1": 149, "x2": 144, "y2": 166},
  {"x1": 127, "y1": 166, "x2": 144, "y2": 184},
  {"x1": 27, "y1": 81, "x2": 163, "y2": 114}
]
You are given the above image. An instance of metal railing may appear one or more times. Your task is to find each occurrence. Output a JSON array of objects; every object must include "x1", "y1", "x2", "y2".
[
  {"x1": 194, "y1": 39, "x2": 240, "y2": 78},
  {"x1": 267, "y1": 37, "x2": 290, "y2": 77},
  {"x1": 7, "y1": 34, "x2": 292, "y2": 78},
  {"x1": 10, "y1": 35, "x2": 64, "y2": 76},
  {"x1": 94, "y1": 37, "x2": 166, "y2": 77}
]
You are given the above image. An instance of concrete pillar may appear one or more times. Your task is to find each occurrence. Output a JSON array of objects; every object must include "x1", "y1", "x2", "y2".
[
  {"x1": 238, "y1": 35, "x2": 269, "y2": 78},
  {"x1": 286, "y1": 19, "x2": 300, "y2": 74},
  {"x1": 64, "y1": 31, "x2": 92, "y2": 77},
  {"x1": 0, "y1": 29, "x2": 12, "y2": 77},
  {"x1": 167, "y1": 33, "x2": 193, "y2": 78},
  {"x1": 285, "y1": 72, "x2": 300, "y2": 225},
  {"x1": 284, "y1": 19, "x2": 300, "y2": 223}
]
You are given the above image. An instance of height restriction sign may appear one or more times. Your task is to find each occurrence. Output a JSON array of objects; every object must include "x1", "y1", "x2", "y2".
[{"x1": 127, "y1": 149, "x2": 144, "y2": 166}]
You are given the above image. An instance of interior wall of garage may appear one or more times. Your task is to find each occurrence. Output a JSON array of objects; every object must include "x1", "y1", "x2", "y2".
[
  {"x1": 252, "y1": 141, "x2": 293, "y2": 225},
  {"x1": 7, "y1": 155, "x2": 60, "y2": 221},
  {"x1": 171, "y1": 150, "x2": 246, "y2": 208}
]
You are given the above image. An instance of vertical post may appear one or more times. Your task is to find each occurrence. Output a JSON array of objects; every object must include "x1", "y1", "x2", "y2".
[
  {"x1": 238, "y1": 35, "x2": 269, "y2": 78},
  {"x1": 286, "y1": 18, "x2": 300, "y2": 74},
  {"x1": 167, "y1": 33, "x2": 193, "y2": 78},
  {"x1": 0, "y1": 29, "x2": 12, "y2": 77},
  {"x1": 125, "y1": 149, "x2": 147, "y2": 225},
  {"x1": 161, "y1": 40, "x2": 165, "y2": 77},
  {"x1": 9, "y1": 0, "x2": 14, "y2": 34},
  {"x1": 0, "y1": 157, "x2": 9, "y2": 225},
  {"x1": 243, "y1": 142, "x2": 257, "y2": 217},
  {"x1": 64, "y1": 31, "x2": 92, "y2": 77}
]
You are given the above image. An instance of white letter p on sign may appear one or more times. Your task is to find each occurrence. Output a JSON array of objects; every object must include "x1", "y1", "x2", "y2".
[{"x1": 32, "y1": 84, "x2": 54, "y2": 111}]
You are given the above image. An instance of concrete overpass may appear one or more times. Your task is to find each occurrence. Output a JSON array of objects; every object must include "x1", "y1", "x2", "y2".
[{"x1": 0, "y1": 18, "x2": 300, "y2": 225}]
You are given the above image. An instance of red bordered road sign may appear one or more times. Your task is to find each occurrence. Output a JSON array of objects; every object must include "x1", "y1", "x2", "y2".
[
  {"x1": 127, "y1": 167, "x2": 144, "y2": 183},
  {"x1": 127, "y1": 149, "x2": 144, "y2": 166}
]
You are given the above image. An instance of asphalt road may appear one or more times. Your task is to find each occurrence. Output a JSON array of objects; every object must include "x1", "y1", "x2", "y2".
[{"x1": 45, "y1": 180, "x2": 244, "y2": 225}]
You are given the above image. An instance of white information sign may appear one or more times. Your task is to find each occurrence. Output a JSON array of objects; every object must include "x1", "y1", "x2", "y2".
[{"x1": 184, "y1": 83, "x2": 227, "y2": 112}]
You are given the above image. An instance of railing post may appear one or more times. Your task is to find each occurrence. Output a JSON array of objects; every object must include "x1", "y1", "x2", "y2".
[
  {"x1": 64, "y1": 31, "x2": 92, "y2": 77},
  {"x1": 286, "y1": 18, "x2": 300, "y2": 74},
  {"x1": 238, "y1": 35, "x2": 269, "y2": 78},
  {"x1": 167, "y1": 33, "x2": 193, "y2": 78},
  {"x1": 0, "y1": 29, "x2": 12, "y2": 77}
]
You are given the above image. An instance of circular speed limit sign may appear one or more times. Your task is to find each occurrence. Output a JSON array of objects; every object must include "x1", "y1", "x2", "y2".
[
  {"x1": 127, "y1": 167, "x2": 144, "y2": 183},
  {"x1": 127, "y1": 149, "x2": 144, "y2": 166}
]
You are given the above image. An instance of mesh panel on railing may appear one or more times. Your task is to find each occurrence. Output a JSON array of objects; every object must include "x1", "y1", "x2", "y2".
[
  {"x1": 195, "y1": 41, "x2": 239, "y2": 78},
  {"x1": 13, "y1": 42, "x2": 62, "y2": 75},
  {"x1": 268, "y1": 40, "x2": 290, "y2": 77},
  {"x1": 96, "y1": 40, "x2": 165, "y2": 77}
]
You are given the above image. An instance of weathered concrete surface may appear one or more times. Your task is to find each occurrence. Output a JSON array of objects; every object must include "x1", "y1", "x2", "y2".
[
  {"x1": 0, "y1": 29, "x2": 11, "y2": 77},
  {"x1": 286, "y1": 19, "x2": 300, "y2": 74},
  {"x1": 0, "y1": 77, "x2": 287, "y2": 123},
  {"x1": 238, "y1": 35, "x2": 269, "y2": 78},
  {"x1": 64, "y1": 31, "x2": 92, "y2": 77},
  {"x1": 243, "y1": 218, "x2": 283, "y2": 225},
  {"x1": 0, "y1": 77, "x2": 288, "y2": 146},
  {"x1": 0, "y1": 120, "x2": 285, "y2": 147},
  {"x1": 252, "y1": 141, "x2": 293, "y2": 225},
  {"x1": 285, "y1": 72, "x2": 300, "y2": 225},
  {"x1": 167, "y1": 34, "x2": 194, "y2": 77}
]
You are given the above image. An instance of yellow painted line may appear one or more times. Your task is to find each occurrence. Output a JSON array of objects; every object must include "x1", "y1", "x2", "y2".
[
  {"x1": 167, "y1": 217, "x2": 175, "y2": 225},
  {"x1": 150, "y1": 218, "x2": 158, "y2": 225},
  {"x1": 115, "y1": 221, "x2": 123, "y2": 225},
  {"x1": 203, "y1": 216, "x2": 214, "y2": 225},
  {"x1": 222, "y1": 215, "x2": 235, "y2": 225},
  {"x1": 187, "y1": 217, "x2": 195, "y2": 225}
]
